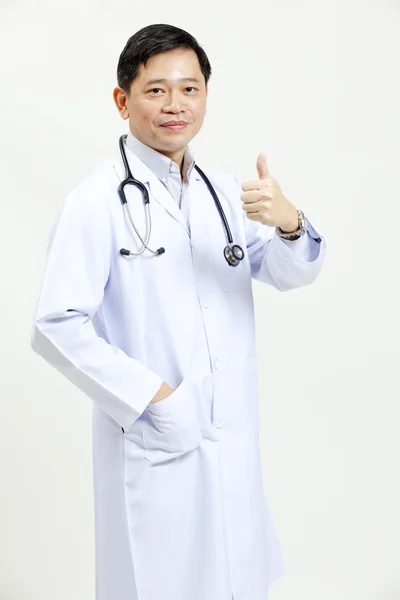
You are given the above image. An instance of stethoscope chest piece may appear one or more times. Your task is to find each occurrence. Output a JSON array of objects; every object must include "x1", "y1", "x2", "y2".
[{"x1": 224, "y1": 244, "x2": 245, "y2": 266}]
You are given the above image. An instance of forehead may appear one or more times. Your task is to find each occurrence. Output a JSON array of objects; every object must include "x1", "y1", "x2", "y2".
[{"x1": 139, "y1": 49, "x2": 202, "y2": 82}]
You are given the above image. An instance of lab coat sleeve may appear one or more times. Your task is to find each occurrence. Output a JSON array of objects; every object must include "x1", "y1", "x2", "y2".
[
  {"x1": 232, "y1": 175, "x2": 327, "y2": 291},
  {"x1": 31, "y1": 187, "x2": 164, "y2": 431}
]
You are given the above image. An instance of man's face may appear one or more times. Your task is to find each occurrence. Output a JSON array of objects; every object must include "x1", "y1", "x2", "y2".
[{"x1": 114, "y1": 48, "x2": 208, "y2": 165}]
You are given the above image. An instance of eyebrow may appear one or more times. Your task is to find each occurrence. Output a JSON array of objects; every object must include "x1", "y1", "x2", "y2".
[{"x1": 144, "y1": 77, "x2": 201, "y2": 86}]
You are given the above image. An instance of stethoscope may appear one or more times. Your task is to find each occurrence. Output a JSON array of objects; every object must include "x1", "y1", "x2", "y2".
[{"x1": 117, "y1": 134, "x2": 245, "y2": 267}]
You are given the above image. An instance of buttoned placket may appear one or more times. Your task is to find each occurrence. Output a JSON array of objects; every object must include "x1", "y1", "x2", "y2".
[{"x1": 166, "y1": 162, "x2": 226, "y2": 432}]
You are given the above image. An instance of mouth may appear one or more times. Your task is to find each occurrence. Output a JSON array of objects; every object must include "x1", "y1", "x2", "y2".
[{"x1": 160, "y1": 123, "x2": 189, "y2": 131}]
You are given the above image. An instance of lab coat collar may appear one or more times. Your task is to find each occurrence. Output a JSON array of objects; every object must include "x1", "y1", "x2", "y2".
[
  {"x1": 125, "y1": 129, "x2": 199, "y2": 184},
  {"x1": 113, "y1": 134, "x2": 203, "y2": 236}
]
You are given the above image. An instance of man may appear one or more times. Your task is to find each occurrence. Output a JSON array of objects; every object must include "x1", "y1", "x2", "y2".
[{"x1": 31, "y1": 23, "x2": 326, "y2": 600}]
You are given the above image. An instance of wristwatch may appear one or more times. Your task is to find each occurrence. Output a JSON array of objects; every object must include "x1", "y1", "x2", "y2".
[{"x1": 276, "y1": 208, "x2": 307, "y2": 241}]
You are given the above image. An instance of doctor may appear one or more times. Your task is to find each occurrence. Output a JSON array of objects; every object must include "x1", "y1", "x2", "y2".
[{"x1": 31, "y1": 23, "x2": 326, "y2": 600}]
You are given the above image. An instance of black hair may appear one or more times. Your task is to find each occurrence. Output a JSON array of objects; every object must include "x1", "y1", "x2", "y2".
[{"x1": 117, "y1": 24, "x2": 212, "y2": 94}]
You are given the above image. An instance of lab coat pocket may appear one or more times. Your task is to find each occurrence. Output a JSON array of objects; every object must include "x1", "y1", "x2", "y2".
[
  {"x1": 143, "y1": 378, "x2": 204, "y2": 465},
  {"x1": 205, "y1": 220, "x2": 250, "y2": 292}
]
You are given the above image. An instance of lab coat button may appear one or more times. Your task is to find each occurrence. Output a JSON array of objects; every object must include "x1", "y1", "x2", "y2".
[
  {"x1": 202, "y1": 303, "x2": 209, "y2": 309},
  {"x1": 215, "y1": 420, "x2": 225, "y2": 429},
  {"x1": 213, "y1": 358, "x2": 221, "y2": 369}
]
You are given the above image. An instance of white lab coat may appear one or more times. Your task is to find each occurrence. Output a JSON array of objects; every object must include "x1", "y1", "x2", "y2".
[{"x1": 31, "y1": 139, "x2": 326, "y2": 600}]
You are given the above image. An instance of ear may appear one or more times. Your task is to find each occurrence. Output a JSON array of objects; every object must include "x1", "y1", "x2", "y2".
[{"x1": 113, "y1": 87, "x2": 129, "y2": 120}]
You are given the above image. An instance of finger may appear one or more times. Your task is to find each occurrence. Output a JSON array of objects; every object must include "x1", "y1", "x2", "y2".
[
  {"x1": 245, "y1": 211, "x2": 262, "y2": 220},
  {"x1": 256, "y1": 153, "x2": 269, "y2": 180},
  {"x1": 241, "y1": 190, "x2": 273, "y2": 204},
  {"x1": 240, "y1": 190, "x2": 262, "y2": 204},
  {"x1": 242, "y1": 202, "x2": 261, "y2": 213},
  {"x1": 241, "y1": 179, "x2": 270, "y2": 192}
]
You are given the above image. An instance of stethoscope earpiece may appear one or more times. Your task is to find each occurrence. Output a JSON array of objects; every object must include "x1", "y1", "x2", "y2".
[
  {"x1": 118, "y1": 134, "x2": 244, "y2": 267},
  {"x1": 120, "y1": 247, "x2": 165, "y2": 257}
]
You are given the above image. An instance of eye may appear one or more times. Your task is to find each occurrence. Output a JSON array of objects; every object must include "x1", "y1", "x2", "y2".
[{"x1": 149, "y1": 87, "x2": 198, "y2": 95}]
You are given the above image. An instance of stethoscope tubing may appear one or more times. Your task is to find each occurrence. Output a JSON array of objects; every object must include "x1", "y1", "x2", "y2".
[
  {"x1": 192, "y1": 164, "x2": 233, "y2": 245},
  {"x1": 117, "y1": 134, "x2": 244, "y2": 265},
  {"x1": 118, "y1": 136, "x2": 161, "y2": 256}
]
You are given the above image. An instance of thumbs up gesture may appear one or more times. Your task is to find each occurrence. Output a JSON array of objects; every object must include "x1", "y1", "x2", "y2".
[{"x1": 240, "y1": 154, "x2": 299, "y2": 232}]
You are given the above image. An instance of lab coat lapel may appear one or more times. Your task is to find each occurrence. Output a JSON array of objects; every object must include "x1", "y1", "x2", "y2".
[
  {"x1": 188, "y1": 172, "x2": 213, "y2": 249},
  {"x1": 117, "y1": 146, "x2": 191, "y2": 237}
]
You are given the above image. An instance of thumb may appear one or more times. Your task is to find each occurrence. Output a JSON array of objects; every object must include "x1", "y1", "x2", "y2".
[{"x1": 256, "y1": 153, "x2": 269, "y2": 180}]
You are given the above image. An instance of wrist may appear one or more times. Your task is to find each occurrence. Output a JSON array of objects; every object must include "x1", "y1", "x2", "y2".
[
  {"x1": 150, "y1": 381, "x2": 175, "y2": 404},
  {"x1": 279, "y1": 208, "x2": 300, "y2": 233},
  {"x1": 276, "y1": 208, "x2": 307, "y2": 241}
]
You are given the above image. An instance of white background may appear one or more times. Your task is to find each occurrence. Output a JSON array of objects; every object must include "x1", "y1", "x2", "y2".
[{"x1": 1, "y1": 0, "x2": 399, "y2": 599}]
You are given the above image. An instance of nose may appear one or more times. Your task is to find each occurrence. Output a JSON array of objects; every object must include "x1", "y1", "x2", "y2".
[{"x1": 163, "y1": 91, "x2": 188, "y2": 112}]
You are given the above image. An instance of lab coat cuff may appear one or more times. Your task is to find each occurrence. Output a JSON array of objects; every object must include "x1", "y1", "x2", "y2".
[
  {"x1": 120, "y1": 369, "x2": 165, "y2": 431},
  {"x1": 266, "y1": 216, "x2": 326, "y2": 290},
  {"x1": 146, "y1": 378, "x2": 191, "y2": 416},
  {"x1": 275, "y1": 217, "x2": 324, "y2": 263}
]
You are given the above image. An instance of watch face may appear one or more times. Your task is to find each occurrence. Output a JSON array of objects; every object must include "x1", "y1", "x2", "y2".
[
  {"x1": 298, "y1": 210, "x2": 306, "y2": 232},
  {"x1": 276, "y1": 210, "x2": 307, "y2": 240}
]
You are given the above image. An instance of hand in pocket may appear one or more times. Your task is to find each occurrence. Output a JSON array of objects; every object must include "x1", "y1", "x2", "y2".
[
  {"x1": 143, "y1": 378, "x2": 203, "y2": 464},
  {"x1": 149, "y1": 381, "x2": 175, "y2": 405}
]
